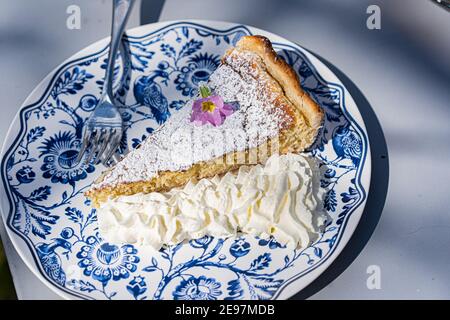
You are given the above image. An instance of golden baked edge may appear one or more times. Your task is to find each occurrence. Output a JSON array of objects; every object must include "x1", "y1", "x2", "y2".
[
  {"x1": 233, "y1": 35, "x2": 323, "y2": 130},
  {"x1": 86, "y1": 35, "x2": 324, "y2": 208}
]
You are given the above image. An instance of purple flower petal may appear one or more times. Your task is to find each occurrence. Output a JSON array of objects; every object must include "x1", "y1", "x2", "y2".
[
  {"x1": 208, "y1": 95, "x2": 224, "y2": 109},
  {"x1": 190, "y1": 93, "x2": 235, "y2": 127},
  {"x1": 209, "y1": 110, "x2": 223, "y2": 126},
  {"x1": 221, "y1": 104, "x2": 234, "y2": 116}
]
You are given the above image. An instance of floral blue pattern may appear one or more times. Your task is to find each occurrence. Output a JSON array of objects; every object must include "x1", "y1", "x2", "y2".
[
  {"x1": 76, "y1": 234, "x2": 139, "y2": 283},
  {"x1": 190, "y1": 235, "x2": 214, "y2": 249},
  {"x1": 0, "y1": 22, "x2": 369, "y2": 300},
  {"x1": 39, "y1": 131, "x2": 95, "y2": 185},
  {"x1": 229, "y1": 238, "x2": 251, "y2": 257},
  {"x1": 175, "y1": 53, "x2": 220, "y2": 96},
  {"x1": 173, "y1": 276, "x2": 222, "y2": 300},
  {"x1": 126, "y1": 275, "x2": 147, "y2": 300},
  {"x1": 258, "y1": 237, "x2": 285, "y2": 250},
  {"x1": 16, "y1": 165, "x2": 36, "y2": 183}
]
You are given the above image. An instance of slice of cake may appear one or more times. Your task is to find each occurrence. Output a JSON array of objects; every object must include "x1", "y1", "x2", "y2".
[{"x1": 86, "y1": 35, "x2": 323, "y2": 208}]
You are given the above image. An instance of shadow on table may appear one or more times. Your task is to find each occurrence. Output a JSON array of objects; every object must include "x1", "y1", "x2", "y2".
[
  {"x1": 290, "y1": 51, "x2": 389, "y2": 300},
  {"x1": 0, "y1": 238, "x2": 17, "y2": 299},
  {"x1": 140, "y1": 0, "x2": 166, "y2": 25}
]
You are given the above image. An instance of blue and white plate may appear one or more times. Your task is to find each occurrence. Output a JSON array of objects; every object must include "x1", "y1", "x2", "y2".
[{"x1": 0, "y1": 20, "x2": 371, "y2": 300}]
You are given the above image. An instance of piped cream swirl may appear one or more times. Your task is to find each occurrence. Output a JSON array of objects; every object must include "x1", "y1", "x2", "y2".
[{"x1": 97, "y1": 153, "x2": 327, "y2": 250}]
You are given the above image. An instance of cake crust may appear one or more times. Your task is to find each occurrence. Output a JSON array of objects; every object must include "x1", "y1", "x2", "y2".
[
  {"x1": 86, "y1": 35, "x2": 324, "y2": 207},
  {"x1": 233, "y1": 36, "x2": 323, "y2": 129}
]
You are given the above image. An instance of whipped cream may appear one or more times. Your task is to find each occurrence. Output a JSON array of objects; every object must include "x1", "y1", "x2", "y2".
[{"x1": 97, "y1": 153, "x2": 327, "y2": 250}]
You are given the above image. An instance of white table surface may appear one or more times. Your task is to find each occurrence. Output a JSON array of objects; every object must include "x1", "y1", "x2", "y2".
[{"x1": 1, "y1": 0, "x2": 449, "y2": 300}]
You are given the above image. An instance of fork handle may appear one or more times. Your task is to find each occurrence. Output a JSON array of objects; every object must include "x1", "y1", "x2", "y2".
[{"x1": 103, "y1": 0, "x2": 135, "y2": 100}]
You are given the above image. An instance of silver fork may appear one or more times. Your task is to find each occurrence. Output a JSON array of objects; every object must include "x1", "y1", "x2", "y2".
[{"x1": 76, "y1": 0, "x2": 135, "y2": 166}]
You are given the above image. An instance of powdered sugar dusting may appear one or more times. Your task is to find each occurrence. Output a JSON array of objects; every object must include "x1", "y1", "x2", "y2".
[{"x1": 91, "y1": 50, "x2": 289, "y2": 190}]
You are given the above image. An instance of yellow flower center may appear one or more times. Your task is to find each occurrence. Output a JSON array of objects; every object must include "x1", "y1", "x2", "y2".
[{"x1": 201, "y1": 101, "x2": 216, "y2": 113}]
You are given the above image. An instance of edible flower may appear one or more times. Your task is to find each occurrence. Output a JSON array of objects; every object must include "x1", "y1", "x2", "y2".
[{"x1": 190, "y1": 85, "x2": 234, "y2": 126}]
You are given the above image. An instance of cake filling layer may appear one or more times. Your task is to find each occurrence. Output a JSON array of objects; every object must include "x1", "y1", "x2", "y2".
[{"x1": 97, "y1": 153, "x2": 326, "y2": 250}]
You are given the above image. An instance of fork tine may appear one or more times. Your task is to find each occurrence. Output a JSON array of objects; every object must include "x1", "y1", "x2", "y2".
[
  {"x1": 76, "y1": 127, "x2": 92, "y2": 163},
  {"x1": 101, "y1": 131, "x2": 121, "y2": 166},
  {"x1": 101, "y1": 131, "x2": 122, "y2": 166},
  {"x1": 84, "y1": 129, "x2": 102, "y2": 164},
  {"x1": 95, "y1": 128, "x2": 114, "y2": 164},
  {"x1": 91, "y1": 128, "x2": 109, "y2": 164}
]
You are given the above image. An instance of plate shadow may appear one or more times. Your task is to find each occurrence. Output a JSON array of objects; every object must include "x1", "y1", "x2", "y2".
[{"x1": 290, "y1": 50, "x2": 389, "y2": 299}]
